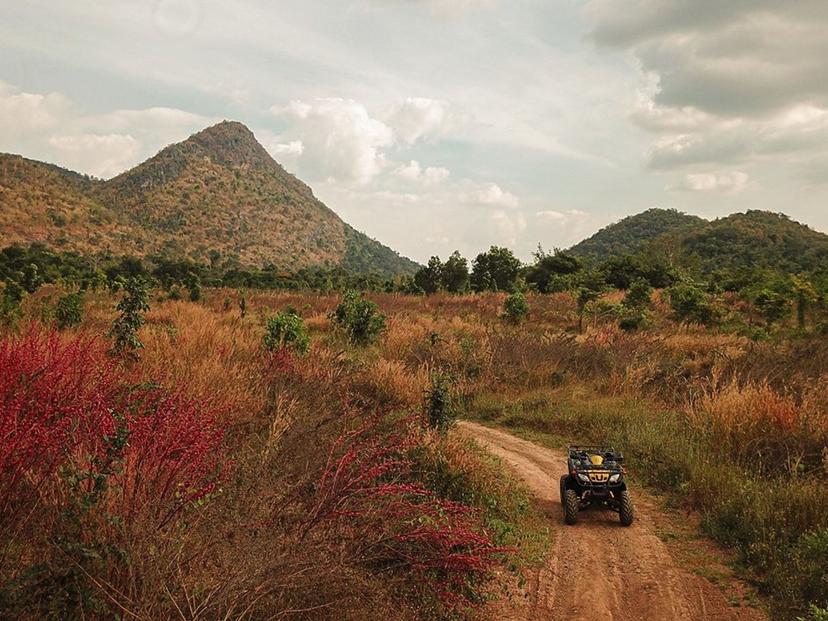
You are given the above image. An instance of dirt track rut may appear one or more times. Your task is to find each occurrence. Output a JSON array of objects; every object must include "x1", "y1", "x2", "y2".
[{"x1": 458, "y1": 421, "x2": 766, "y2": 621}]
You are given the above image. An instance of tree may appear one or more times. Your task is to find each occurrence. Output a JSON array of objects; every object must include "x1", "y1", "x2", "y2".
[
  {"x1": 264, "y1": 308, "x2": 310, "y2": 354},
  {"x1": 623, "y1": 278, "x2": 653, "y2": 311},
  {"x1": 54, "y1": 292, "x2": 84, "y2": 330},
  {"x1": 755, "y1": 289, "x2": 790, "y2": 328},
  {"x1": 791, "y1": 275, "x2": 817, "y2": 330},
  {"x1": 441, "y1": 251, "x2": 470, "y2": 293},
  {"x1": 526, "y1": 247, "x2": 581, "y2": 293},
  {"x1": 667, "y1": 280, "x2": 718, "y2": 326},
  {"x1": 471, "y1": 246, "x2": 522, "y2": 292},
  {"x1": 330, "y1": 290, "x2": 387, "y2": 346},
  {"x1": 576, "y1": 272, "x2": 606, "y2": 333},
  {"x1": 108, "y1": 277, "x2": 150, "y2": 358},
  {"x1": 413, "y1": 256, "x2": 443, "y2": 295},
  {"x1": 502, "y1": 291, "x2": 529, "y2": 324}
]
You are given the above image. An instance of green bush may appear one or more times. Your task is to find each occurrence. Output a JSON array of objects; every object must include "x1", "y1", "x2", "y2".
[
  {"x1": 263, "y1": 308, "x2": 310, "y2": 354},
  {"x1": 54, "y1": 292, "x2": 83, "y2": 330},
  {"x1": 425, "y1": 372, "x2": 455, "y2": 433},
  {"x1": 330, "y1": 290, "x2": 386, "y2": 346},
  {"x1": 108, "y1": 277, "x2": 150, "y2": 358},
  {"x1": 667, "y1": 280, "x2": 719, "y2": 326},
  {"x1": 502, "y1": 291, "x2": 529, "y2": 324},
  {"x1": 623, "y1": 277, "x2": 653, "y2": 310}
]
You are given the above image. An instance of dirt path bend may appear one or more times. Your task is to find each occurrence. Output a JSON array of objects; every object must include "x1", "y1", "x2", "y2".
[{"x1": 458, "y1": 421, "x2": 767, "y2": 621}]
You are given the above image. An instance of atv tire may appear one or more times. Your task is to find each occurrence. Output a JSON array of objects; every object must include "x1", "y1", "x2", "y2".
[
  {"x1": 564, "y1": 489, "x2": 579, "y2": 525},
  {"x1": 559, "y1": 475, "x2": 567, "y2": 506},
  {"x1": 619, "y1": 490, "x2": 634, "y2": 526}
]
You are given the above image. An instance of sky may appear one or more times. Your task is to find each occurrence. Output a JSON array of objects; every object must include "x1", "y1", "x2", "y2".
[{"x1": 1, "y1": 0, "x2": 827, "y2": 263}]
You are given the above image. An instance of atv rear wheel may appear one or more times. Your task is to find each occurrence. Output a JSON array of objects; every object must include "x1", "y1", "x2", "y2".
[
  {"x1": 559, "y1": 475, "x2": 567, "y2": 506},
  {"x1": 564, "y1": 489, "x2": 579, "y2": 525},
  {"x1": 619, "y1": 490, "x2": 634, "y2": 526}
]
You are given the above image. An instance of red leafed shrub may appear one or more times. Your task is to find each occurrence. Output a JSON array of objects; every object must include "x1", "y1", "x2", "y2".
[
  {"x1": 305, "y1": 412, "x2": 503, "y2": 610},
  {"x1": 0, "y1": 328, "x2": 120, "y2": 533},
  {"x1": 0, "y1": 326, "x2": 228, "y2": 546}
]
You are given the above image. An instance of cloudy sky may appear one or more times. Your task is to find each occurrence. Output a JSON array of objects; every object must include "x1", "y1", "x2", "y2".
[{"x1": 2, "y1": 0, "x2": 827, "y2": 262}]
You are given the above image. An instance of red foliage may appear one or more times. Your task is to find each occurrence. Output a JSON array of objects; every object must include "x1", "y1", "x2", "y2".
[
  {"x1": 305, "y1": 410, "x2": 503, "y2": 609},
  {"x1": 0, "y1": 327, "x2": 228, "y2": 541}
]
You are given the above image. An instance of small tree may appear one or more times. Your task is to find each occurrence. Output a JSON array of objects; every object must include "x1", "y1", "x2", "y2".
[
  {"x1": 667, "y1": 280, "x2": 717, "y2": 326},
  {"x1": 471, "y1": 246, "x2": 522, "y2": 292},
  {"x1": 0, "y1": 280, "x2": 24, "y2": 327},
  {"x1": 108, "y1": 277, "x2": 150, "y2": 358},
  {"x1": 755, "y1": 289, "x2": 790, "y2": 328},
  {"x1": 185, "y1": 272, "x2": 202, "y2": 302},
  {"x1": 330, "y1": 290, "x2": 386, "y2": 346},
  {"x1": 623, "y1": 278, "x2": 653, "y2": 311},
  {"x1": 575, "y1": 271, "x2": 606, "y2": 333},
  {"x1": 54, "y1": 292, "x2": 84, "y2": 330},
  {"x1": 414, "y1": 256, "x2": 443, "y2": 295},
  {"x1": 425, "y1": 372, "x2": 455, "y2": 434},
  {"x1": 791, "y1": 275, "x2": 817, "y2": 330},
  {"x1": 239, "y1": 291, "x2": 247, "y2": 318},
  {"x1": 502, "y1": 291, "x2": 529, "y2": 324},
  {"x1": 441, "y1": 251, "x2": 470, "y2": 293},
  {"x1": 263, "y1": 308, "x2": 310, "y2": 354}
]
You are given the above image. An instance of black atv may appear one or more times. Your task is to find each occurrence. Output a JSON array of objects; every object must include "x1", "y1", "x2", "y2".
[{"x1": 559, "y1": 446, "x2": 634, "y2": 526}]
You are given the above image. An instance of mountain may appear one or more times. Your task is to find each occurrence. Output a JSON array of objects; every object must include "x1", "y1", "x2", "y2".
[
  {"x1": 0, "y1": 121, "x2": 418, "y2": 277},
  {"x1": 568, "y1": 207, "x2": 828, "y2": 277},
  {"x1": 681, "y1": 210, "x2": 828, "y2": 274},
  {"x1": 569, "y1": 208, "x2": 705, "y2": 261}
]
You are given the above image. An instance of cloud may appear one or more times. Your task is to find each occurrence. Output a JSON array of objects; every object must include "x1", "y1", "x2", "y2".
[
  {"x1": 669, "y1": 171, "x2": 750, "y2": 194},
  {"x1": 588, "y1": 0, "x2": 828, "y2": 183},
  {"x1": 467, "y1": 182, "x2": 519, "y2": 209},
  {"x1": 48, "y1": 133, "x2": 140, "y2": 178},
  {"x1": 393, "y1": 159, "x2": 450, "y2": 184},
  {"x1": 0, "y1": 81, "x2": 68, "y2": 138},
  {"x1": 271, "y1": 98, "x2": 394, "y2": 184},
  {"x1": 385, "y1": 97, "x2": 453, "y2": 144},
  {"x1": 535, "y1": 209, "x2": 587, "y2": 222}
]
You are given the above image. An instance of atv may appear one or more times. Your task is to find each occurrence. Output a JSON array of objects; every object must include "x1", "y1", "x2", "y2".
[{"x1": 559, "y1": 446, "x2": 634, "y2": 526}]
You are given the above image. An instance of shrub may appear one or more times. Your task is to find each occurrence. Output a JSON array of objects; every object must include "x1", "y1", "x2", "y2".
[
  {"x1": 330, "y1": 290, "x2": 386, "y2": 345},
  {"x1": 667, "y1": 280, "x2": 718, "y2": 326},
  {"x1": 425, "y1": 372, "x2": 456, "y2": 433},
  {"x1": 54, "y1": 291, "x2": 83, "y2": 330},
  {"x1": 108, "y1": 276, "x2": 150, "y2": 357},
  {"x1": 623, "y1": 277, "x2": 653, "y2": 310},
  {"x1": 502, "y1": 291, "x2": 529, "y2": 324},
  {"x1": 264, "y1": 308, "x2": 310, "y2": 354},
  {"x1": 0, "y1": 328, "x2": 227, "y2": 617}
]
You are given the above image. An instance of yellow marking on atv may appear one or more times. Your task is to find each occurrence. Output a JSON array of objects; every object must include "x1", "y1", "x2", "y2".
[{"x1": 588, "y1": 470, "x2": 611, "y2": 483}]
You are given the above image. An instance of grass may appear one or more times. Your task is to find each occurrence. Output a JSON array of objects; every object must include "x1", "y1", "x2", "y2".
[{"x1": 2, "y1": 287, "x2": 826, "y2": 620}]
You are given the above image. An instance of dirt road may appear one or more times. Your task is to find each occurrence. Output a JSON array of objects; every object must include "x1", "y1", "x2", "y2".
[{"x1": 458, "y1": 421, "x2": 767, "y2": 621}]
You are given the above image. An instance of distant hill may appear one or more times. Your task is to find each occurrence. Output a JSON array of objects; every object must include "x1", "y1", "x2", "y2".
[
  {"x1": 569, "y1": 208, "x2": 705, "y2": 261},
  {"x1": 568, "y1": 208, "x2": 828, "y2": 277},
  {"x1": 0, "y1": 121, "x2": 418, "y2": 278},
  {"x1": 681, "y1": 210, "x2": 828, "y2": 274}
]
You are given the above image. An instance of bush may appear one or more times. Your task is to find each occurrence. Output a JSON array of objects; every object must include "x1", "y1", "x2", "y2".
[
  {"x1": 425, "y1": 372, "x2": 455, "y2": 433},
  {"x1": 667, "y1": 280, "x2": 719, "y2": 325},
  {"x1": 623, "y1": 277, "x2": 653, "y2": 310},
  {"x1": 264, "y1": 308, "x2": 310, "y2": 354},
  {"x1": 108, "y1": 277, "x2": 150, "y2": 357},
  {"x1": 54, "y1": 291, "x2": 83, "y2": 330},
  {"x1": 0, "y1": 329, "x2": 227, "y2": 617},
  {"x1": 502, "y1": 291, "x2": 529, "y2": 324},
  {"x1": 330, "y1": 290, "x2": 386, "y2": 345}
]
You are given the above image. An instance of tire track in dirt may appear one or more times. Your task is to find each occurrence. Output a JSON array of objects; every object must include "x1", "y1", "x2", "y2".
[{"x1": 458, "y1": 421, "x2": 766, "y2": 621}]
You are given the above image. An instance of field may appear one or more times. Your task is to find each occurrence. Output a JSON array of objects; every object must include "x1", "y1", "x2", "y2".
[{"x1": 2, "y1": 287, "x2": 827, "y2": 620}]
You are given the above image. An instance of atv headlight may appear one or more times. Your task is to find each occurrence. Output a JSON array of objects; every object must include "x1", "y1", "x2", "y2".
[
  {"x1": 608, "y1": 473, "x2": 621, "y2": 484},
  {"x1": 577, "y1": 473, "x2": 590, "y2": 484}
]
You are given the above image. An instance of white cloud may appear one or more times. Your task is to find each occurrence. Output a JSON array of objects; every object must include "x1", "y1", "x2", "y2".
[
  {"x1": 487, "y1": 210, "x2": 526, "y2": 246},
  {"x1": 535, "y1": 209, "x2": 588, "y2": 222},
  {"x1": 269, "y1": 140, "x2": 305, "y2": 156},
  {"x1": 393, "y1": 159, "x2": 450, "y2": 184},
  {"x1": 468, "y1": 182, "x2": 519, "y2": 209},
  {"x1": 386, "y1": 97, "x2": 452, "y2": 144},
  {"x1": 48, "y1": 133, "x2": 140, "y2": 178},
  {"x1": 670, "y1": 171, "x2": 750, "y2": 194},
  {"x1": 0, "y1": 81, "x2": 68, "y2": 138},
  {"x1": 271, "y1": 98, "x2": 394, "y2": 185}
]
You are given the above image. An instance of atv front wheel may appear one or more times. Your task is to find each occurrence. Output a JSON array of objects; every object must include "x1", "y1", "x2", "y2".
[
  {"x1": 564, "y1": 489, "x2": 579, "y2": 525},
  {"x1": 619, "y1": 490, "x2": 634, "y2": 526}
]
